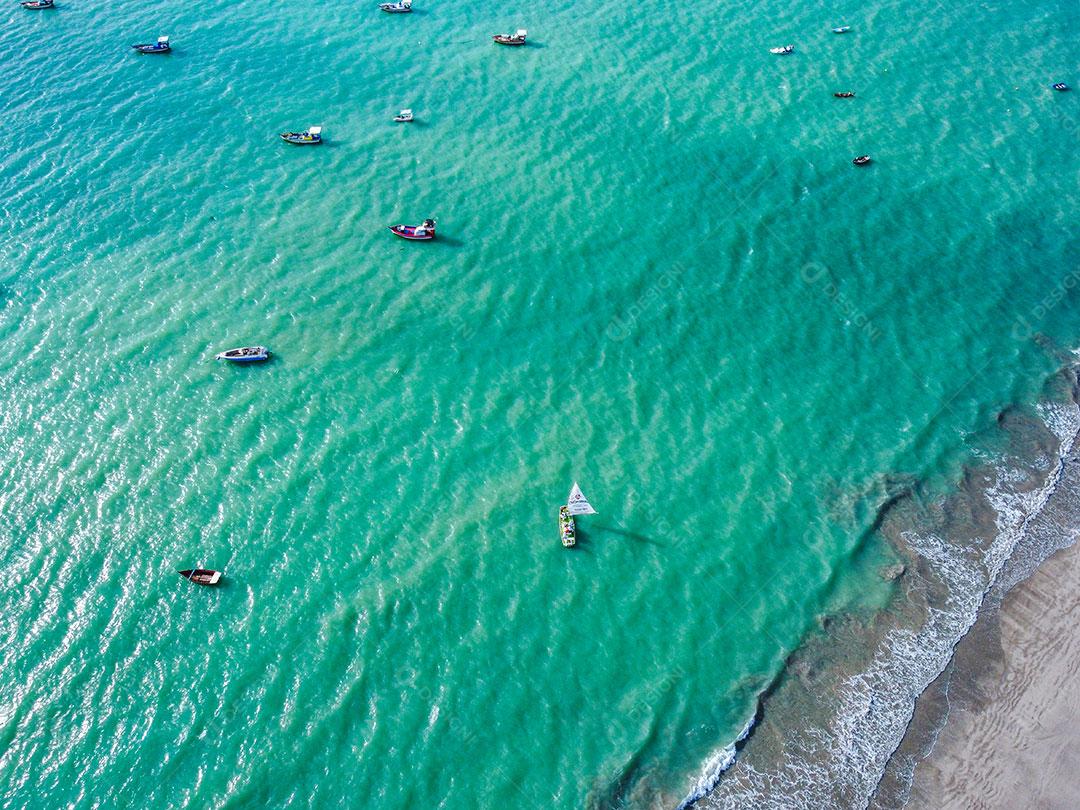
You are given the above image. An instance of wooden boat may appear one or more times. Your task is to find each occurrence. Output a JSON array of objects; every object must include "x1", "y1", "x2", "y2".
[
  {"x1": 852, "y1": 155, "x2": 872, "y2": 166},
  {"x1": 280, "y1": 126, "x2": 322, "y2": 145},
  {"x1": 178, "y1": 569, "x2": 222, "y2": 586},
  {"x1": 559, "y1": 506, "x2": 575, "y2": 547},
  {"x1": 388, "y1": 219, "x2": 435, "y2": 240},
  {"x1": 834, "y1": 91, "x2": 855, "y2": 98},
  {"x1": 1052, "y1": 82, "x2": 1069, "y2": 92},
  {"x1": 215, "y1": 346, "x2": 270, "y2": 362},
  {"x1": 21, "y1": 0, "x2": 56, "y2": 9},
  {"x1": 379, "y1": 0, "x2": 412, "y2": 12},
  {"x1": 393, "y1": 109, "x2": 414, "y2": 123},
  {"x1": 133, "y1": 36, "x2": 171, "y2": 54},
  {"x1": 769, "y1": 45, "x2": 794, "y2": 54},
  {"x1": 493, "y1": 29, "x2": 528, "y2": 46},
  {"x1": 832, "y1": 26, "x2": 851, "y2": 33},
  {"x1": 559, "y1": 483, "x2": 596, "y2": 548}
]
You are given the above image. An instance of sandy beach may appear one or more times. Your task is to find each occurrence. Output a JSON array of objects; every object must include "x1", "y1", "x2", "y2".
[{"x1": 904, "y1": 536, "x2": 1080, "y2": 810}]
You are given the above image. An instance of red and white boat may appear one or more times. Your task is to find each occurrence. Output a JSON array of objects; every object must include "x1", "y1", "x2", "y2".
[
  {"x1": 493, "y1": 29, "x2": 527, "y2": 46},
  {"x1": 388, "y1": 219, "x2": 436, "y2": 240}
]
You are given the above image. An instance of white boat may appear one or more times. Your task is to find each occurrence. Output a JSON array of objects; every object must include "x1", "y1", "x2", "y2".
[
  {"x1": 215, "y1": 346, "x2": 270, "y2": 363},
  {"x1": 393, "y1": 108, "x2": 414, "y2": 122},
  {"x1": 560, "y1": 482, "x2": 596, "y2": 547},
  {"x1": 379, "y1": 0, "x2": 412, "y2": 12},
  {"x1": 832, "y1": 26, "x2": 851, "y2": 33},
  {"x1": 769, "y1": 44, "x2": 794, "y2": 54}
]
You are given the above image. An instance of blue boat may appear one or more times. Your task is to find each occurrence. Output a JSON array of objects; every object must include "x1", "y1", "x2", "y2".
[
  {"x1": 133, "y1": 36, "x2": 171, "y2": 54},
  {"x1": 280, "y1": 126, "x2": 322, "y2": 145}
]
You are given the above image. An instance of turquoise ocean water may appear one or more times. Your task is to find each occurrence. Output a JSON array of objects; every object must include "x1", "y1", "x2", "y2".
[{"x1": 1, "y1": 0, "x2": 1076, "y2": 807}]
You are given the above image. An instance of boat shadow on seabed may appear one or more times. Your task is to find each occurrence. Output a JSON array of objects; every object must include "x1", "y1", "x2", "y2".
[{"x1": 585, "y1": 525, "x2": 666, "y2": 547}]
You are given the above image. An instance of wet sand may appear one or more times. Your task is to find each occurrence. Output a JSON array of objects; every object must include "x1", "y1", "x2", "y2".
[{"x1": 904, "y1": 536, "x2": 1080, "y2": 810}]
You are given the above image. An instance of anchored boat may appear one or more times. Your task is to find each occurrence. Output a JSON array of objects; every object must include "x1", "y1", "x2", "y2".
[
  {"x1": 560, "y1": 483, "x2": 596, "y2": 548},
  {"x1": 178, "y1": 569, "x2": 222, "y2": 586},
  {"x1": 1052, "y1": 82, "x2": 1070, "y2": 92},
  {"x1": 834, "y1": 91, "x2": 855, "y2": 98},
  {"x1": 832, "y1": 26, "x2": 851, "y2": 33},
  {"x1": 769, "y1": 44, "x2": 794, "y2": 54},
  {"x1": 853, "y1": 155, "x2": 872, "y2": 166},
  {"x1": 493, "y1": 29, "x2": 528, "y2": 46},
  {"x1": 393, "y1": 109, "x2": 414, "y2": 123},
  {"x1": 379, "y1": 0, "x2": 412, "y2": 12},
  {"x1": 133, "y1": 36, "x2": 171, "y2": 54},
  {"x1": 21, "y1": 0, "x2": 56, "y2": 9},
  {"x1": 281, "y1": 126, "x2": 322, "y2": 145},
  {"x1": 215, "y1": 346, "x2": 270, "y2": 363},
  {"x1": 388, "y1": 219, "x2": 435, "y2": 240}
]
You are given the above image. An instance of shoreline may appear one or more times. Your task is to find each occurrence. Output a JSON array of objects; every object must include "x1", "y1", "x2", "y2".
[
  {"x1": 692, "y1": 363, "x2": 1080, "y2": 809},
  {"x1": 877, "y1": 376, "x2": 1080, "y2": 809},
  {"x1": 902, "y1": 538, "x2": 1080, "y2": 809}
]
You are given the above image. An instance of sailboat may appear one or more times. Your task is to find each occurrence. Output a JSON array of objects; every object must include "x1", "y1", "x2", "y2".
[{"x1": 560, "y1": 482, "x2": 596, "y2": 547}]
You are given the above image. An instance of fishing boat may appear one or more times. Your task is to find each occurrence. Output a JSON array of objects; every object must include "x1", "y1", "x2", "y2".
[
  {"x1": 1052, "y1": 82, "x2": 1070, "y2": 92},
  {"x1": 493, "y1": 29, "x2": 528, "y2": 46},
  {"x1": 834, "y1": 91, "x2": 855, "y2": 98},
  {"x1": 280, "y1": 126, "x2": 322, "y2": 145},
  {"x1": 832, "y1": 26, "x2": 851, "y2": 33},
  {"x1": 769, "y1": 45, "x2": 794, "y2": 54},
  {"x1": 393, "y1": 109, "x2": 414, "y2": 123},
  {"x1": 388, "y1": 219, "x2": 435, "y2": 240},
  {"x1": 21, "y1": 0, "x2": 55, "y2": 9},
  {"x1": 379, "y1": 0, "x2": 412, "y2": 12},
  {"x1": 178, "y1": 569, "x2": 222, "y2": 586},
  {"x1": 853, "y1": 155, "x2": 872, "y2": 166},
  {"x1": 132, "y1": 36, "x2": 171, "y2": 54},
  {"x1": 560, "y1": 483, "x2": 596, "y2": 548},
  {"x1": 215, "y1": 346, "x2": 270, "y2": 363}
]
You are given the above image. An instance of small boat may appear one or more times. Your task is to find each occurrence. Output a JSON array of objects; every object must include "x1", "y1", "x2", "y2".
[
  {"x1": 132, "y1": 36, "x2": 171, "y2": 54},
  {"x1": 832, "y1": 26, "x2": 851, "y2": 33},
  {"x1": 853, "y1": 155, "x2": 871, "y2": 165},
  {"x1": 21, "y1": 0, "x2": 55, "y2": 9},
  {"x1": 178, "y1": 569, "x2": 222, "y2": 586},
  {"x1": 388, "y1": 219, "x2": 435, "y2": 240},
  {"x1": 769, "y1": 45, "x2": 794, "y2": 55},
  {"x1": 215, "y1": 346, "x2": 270, "y2": 362},
  {"x1": 493, "y1": 29, "x2": 528, "y2": 46},
  {"x1": 1052, "y1": 82, "x2": 1069, "y2": 92},
  {"x1": 378, "y1": 0, "x2": 412, "y2": 12},
  {"x1": 560, "y1": 483, "x2": 596, "y2": 548},
  {"x1": 280, "y1": 126, "x2": 322, "y2": 145},
  {"x1": 834, "y1": 91, "x2": 855, "y2": 98},
  {"x1": 393, "y1": 109, "x2": 414, "y2": 123}
]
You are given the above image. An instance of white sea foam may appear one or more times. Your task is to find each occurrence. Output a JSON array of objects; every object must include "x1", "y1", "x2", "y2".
[{"x1": 675, "y1": 715, "x2": 755, "y2": 809}]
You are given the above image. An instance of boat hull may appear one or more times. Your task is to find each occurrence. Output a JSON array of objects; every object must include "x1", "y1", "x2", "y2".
[
  {"x1": 560, "y1": 506, "x2": 575, "y2": 547},
  {"x1": 178, "y1": 569, "x2": 222, "y2": 586},
  {"x1": 388, "y1": 224, "x2": 434, "y2": 240},
  {"x1": 493, "y1": 37, "x2": 526, "y2": 46},
  {"x1": 133, "y1": 45, "x2": 171, "y2": 54},
  {"x1": 215, "y1": 346, "x2": 270, "y2": 362},
  {"x1": 280, "y1": 134, "x2": 322, "y2": 145}
]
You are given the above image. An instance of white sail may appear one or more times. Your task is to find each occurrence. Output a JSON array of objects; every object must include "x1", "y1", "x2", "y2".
[{"x1": 566, "y1": 482, "x2": 597, "y2": 516}]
